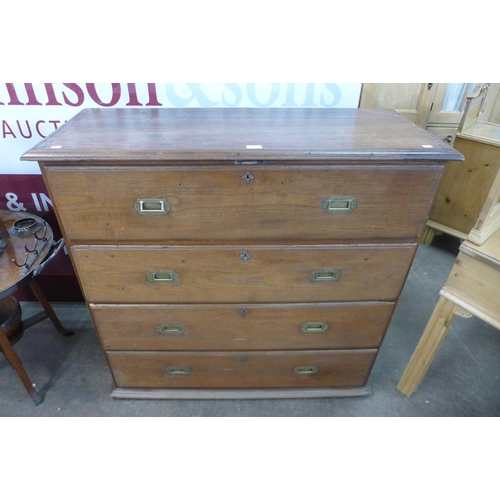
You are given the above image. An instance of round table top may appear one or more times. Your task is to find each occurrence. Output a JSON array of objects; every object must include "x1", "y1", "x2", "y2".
[{"x1": 0, "y1": 211, "x2": 54, "y2": 300}]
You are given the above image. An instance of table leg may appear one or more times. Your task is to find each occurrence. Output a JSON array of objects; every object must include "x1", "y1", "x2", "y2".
[
  {"x1": 397, "y1": 296, "x2": 459, "y2": 397},
  {"x1": 0, "y1": 327, "x2": 43, "y2": 405},
  {"x1": 28, "y1": 279, "x2": 74, "y2": 336},
  {"x1": 420, "y1": 225, "x2": 436, "y2": 246}
]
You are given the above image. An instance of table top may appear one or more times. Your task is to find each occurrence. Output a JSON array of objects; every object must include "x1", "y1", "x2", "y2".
[
  {"x1": 0, "y1": 211, "x2": 54, "y2": 300},
  {"x1": 458, "y1": 120, "x2": 500, "y2": 148},
  {"x1": 21, "y1": 107, "x2": 464, "y2": 163},
  {"x1": 461, "y1": 227, "x2": 500, "y2": 268}
]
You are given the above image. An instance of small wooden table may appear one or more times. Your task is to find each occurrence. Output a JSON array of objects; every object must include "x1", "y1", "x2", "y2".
[
  {"x1": 0, "y1": 210, "x2": 72, "y2": 405},
  {"x1": 398, "y1": 228, "x2": 500, "y2": 397}
]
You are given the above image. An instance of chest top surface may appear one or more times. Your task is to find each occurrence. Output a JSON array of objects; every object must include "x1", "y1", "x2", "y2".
[{"x1": 21, "y1": 107, "x2": 463, "y2": 164}]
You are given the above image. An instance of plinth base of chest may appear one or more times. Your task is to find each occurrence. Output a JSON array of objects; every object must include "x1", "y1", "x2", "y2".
[{"x1": 110, "y1": 385, "x2": 371, "y2": 399}]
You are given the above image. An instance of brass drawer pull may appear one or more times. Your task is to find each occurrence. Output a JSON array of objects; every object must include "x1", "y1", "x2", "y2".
[
  {"x1": 165, "y1": 367, "x2": 191, "y2": 376},
  {"x1": 310, "y1": 269, "x2": 341, "y2": 282},
  {"x1": 294, "y1": 366, "x2": 319, "y2": 375},
  {"x1": 157, "y1": 324, "x2": 186, "y2": 335},
  {"x1": 322, "y1": 196, "x2": 357, "y2": 213},
  {"x1": 134, "y1": 198, "x2": 170, "y2": 215},
  {"x1": 147, "y1": 270, "x2": 179, "y2": 283},
  {"x1": 301, "y1": 322, "x2": 329, "y2": 333}
]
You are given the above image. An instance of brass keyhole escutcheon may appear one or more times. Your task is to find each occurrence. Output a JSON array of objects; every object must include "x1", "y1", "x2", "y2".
[
  {"x1": 239, "y1": 251, "x2": 252, "y2": 261},
  {"x1": 241, "y1": 171, "x2": 254, "y2": 184}
]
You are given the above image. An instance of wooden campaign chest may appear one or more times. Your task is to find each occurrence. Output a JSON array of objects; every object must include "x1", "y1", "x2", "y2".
[{"x1": 22, "y1": 107, "x2": 462, "y2": 398}]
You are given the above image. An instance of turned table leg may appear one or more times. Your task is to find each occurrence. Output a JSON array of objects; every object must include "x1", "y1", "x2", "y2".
[
  {"x1": 0, "y1": 326, "x2": 43, "y2": 406},
  {"x1": 397, "y1": 296, "x2": 459, "y2": 397}
]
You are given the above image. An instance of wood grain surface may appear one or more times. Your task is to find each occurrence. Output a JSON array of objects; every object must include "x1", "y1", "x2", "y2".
[
  {"x1": 429, "y1": 137, "x2": 500, "y2": 234},
  {"x1": 21, "y1": 108, "x2": 463, "y2": 162},
  {"x1": 443, "y1": 250, "x2": 500, "y2": 326},
  {"x1": 90, "y1": 301, "x2": 395, "y2": 351},
  {"x1": 73, "y1": 244, "x2": 416, "y2": 303},
  {"x1": 108, "y1": 349, "x2": 378, "y2": 389},
  {"x1": 20, "y1": 107, "x2": 460, "y2": 398},
  {"x1": 45, "y1": 166, "x2": 442, "y2": 243}
]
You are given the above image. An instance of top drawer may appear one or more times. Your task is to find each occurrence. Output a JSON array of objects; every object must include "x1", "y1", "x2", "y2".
[{"x1": 44, "y1": 165, "x2": 442, "y2": 243}]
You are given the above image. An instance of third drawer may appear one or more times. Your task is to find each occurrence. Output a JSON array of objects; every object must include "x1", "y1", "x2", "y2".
[{"x1": 91, "y1": 302, "x2": 395, "y2": 351}]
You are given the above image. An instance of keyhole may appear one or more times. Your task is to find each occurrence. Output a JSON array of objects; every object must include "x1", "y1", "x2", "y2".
[
  {"x1": 241, "y1": 172, "x2": 254, "y2": 184},
  {"x1": 240, "y1": 251, "x2": 252, "y2": 261}
]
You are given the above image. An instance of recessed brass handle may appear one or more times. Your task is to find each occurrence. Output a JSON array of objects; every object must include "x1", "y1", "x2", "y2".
[
  {"x1": 157, "y1": 324, "x2": 185, "y2": 335},
  {"x1": 165, "y1": 367, "x2": 191, "y2": 376},
  {"x1": 234, "y1": 160, "x2": 265, "y2": 165},
  {"x1": 322, "y1": 196, "x2": 357, "y2": 213},
  {"x1": 134, "y1": 198, "x2": 170, "y2": 215},
  {"x1": 147, "y1": 270, "x2": 179, "y2": 283},
  {"x1": 310, "y1": 269, "x2": 341, "y2": 282},
  {"x1": 294, "y1": 366, "x2": 319, "y2": 375},
  {"x1": 301, "y1": 322, "x2": 329, "y2": 333}
]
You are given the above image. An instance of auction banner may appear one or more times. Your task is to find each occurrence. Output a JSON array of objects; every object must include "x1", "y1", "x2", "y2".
[{"x1": 0, "y1": 83, "x2": 361, "y2": 300}]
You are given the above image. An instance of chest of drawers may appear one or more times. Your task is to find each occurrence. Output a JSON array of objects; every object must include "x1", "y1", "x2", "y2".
[{"x1": 22, "y1": 107, "x2": 462, "y2": 399}]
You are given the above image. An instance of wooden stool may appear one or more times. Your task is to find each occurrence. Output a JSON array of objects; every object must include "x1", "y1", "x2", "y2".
[{"x1": 398, "y1": 228, "x2": 500, "y2": 396}]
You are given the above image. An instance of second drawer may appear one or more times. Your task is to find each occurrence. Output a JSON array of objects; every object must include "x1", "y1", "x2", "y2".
[
  {"x1": 73, "y1": 244, "x2": 416, "y2": 303},
  {"x1": 91, "y1": 302, "x2": 395, "y2": 351}
]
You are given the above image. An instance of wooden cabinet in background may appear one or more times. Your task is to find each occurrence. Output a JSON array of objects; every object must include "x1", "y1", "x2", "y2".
[
  {"x1": 358, "y1": 83, "x2": 434, "y2": 127},
  {"x1": 360, "y1": 82, "x2": 481, "y2": 144},
  {"x1": 360, "y1": 82, "x2": 500, "y2": 245},
  {"x1": 425, "y1": 84, "x2": 500, "y2": 245}
]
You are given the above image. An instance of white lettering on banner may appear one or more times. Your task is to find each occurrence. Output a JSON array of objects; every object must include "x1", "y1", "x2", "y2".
[
  {"x1": 3, "y1": 191, "x2": 53, "y2": 212},
  {"x1": 31, "y1": 193, "x2": 53, "y2": 211},
  {"x1": 5, "y1": 192, "x2": 27, "y2": 211},
  {"x1": 0, "y1": 83, "x2": 360, "y2": 109},
  {"x1": 0, "y1": 83, "x2": 362, "y2": 175}
]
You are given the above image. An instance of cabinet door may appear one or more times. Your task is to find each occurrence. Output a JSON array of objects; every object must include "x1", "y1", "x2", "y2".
[
  {"x1": 428, "y1": 83, "x2": 476, "y2": 126},
  {"x1": 359, "y1": 83, "x2": 435, "y2": 127}
]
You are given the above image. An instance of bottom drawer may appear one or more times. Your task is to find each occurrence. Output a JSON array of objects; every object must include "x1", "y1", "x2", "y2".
[{"x1": 108, "y1": 350, "x2": 377, "y2": 389}]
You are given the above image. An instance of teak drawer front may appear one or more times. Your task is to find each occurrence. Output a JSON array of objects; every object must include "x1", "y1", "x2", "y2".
[
  {"x1": 91, "y1": 302, "x2": 395, "y2": 351},
  {"x1": 108, "y1": 349, "x2": 377, "y2": 389},
  {"x1": 45, "y1": 167, "x2": 441, "y2": 242},
  {"x1": 73, "y1": 244, "x2": 416, "y2": 303}
]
